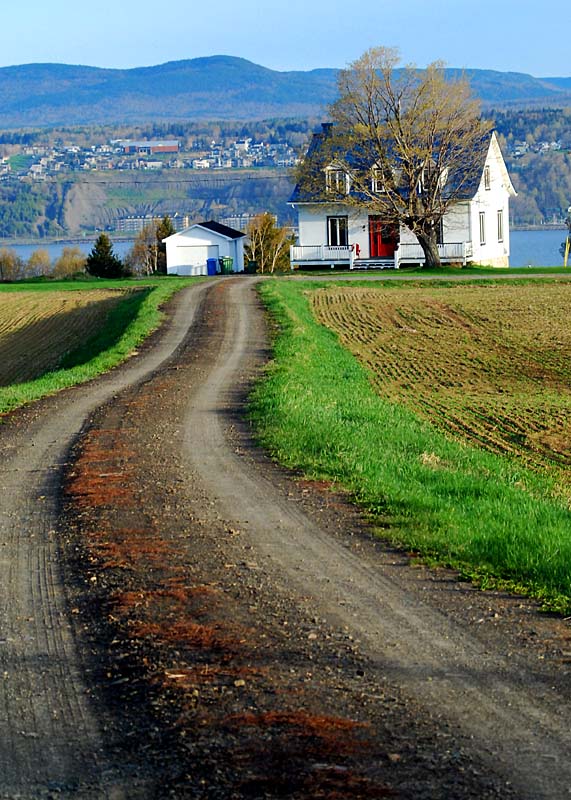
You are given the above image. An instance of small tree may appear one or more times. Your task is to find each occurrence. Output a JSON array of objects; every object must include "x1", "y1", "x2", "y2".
[
  {"x1": 53, "y1": 246, "x2": 87, "y2": 278},
  {"x1": 245, "y1": 213, "x2": 295, "y2": 273},
  {"x1": 0, "y1": 248, "x2": 25, "y2": 281},
  {"x1": 125, "y1": 216, "x2": 175, "y2": 275},
  {"x1": 155, "y1": 215, "x2": 176, "y2": 274},
  {"x1": 86, "y1": 233, "x2": 125, "y2": 278},
  {"x1": 125, "y1": 224, "x2": 158, "y2": 275},
  {"x1": 27, "y1": 248, "x2": 52, "y2": 277}
]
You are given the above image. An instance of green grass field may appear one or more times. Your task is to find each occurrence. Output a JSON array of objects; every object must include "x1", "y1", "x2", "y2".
[
  {"x1": 0, "y1": 276, "x2": 197, "y2": 415},
  {"x1": 251, "y1": 278, "x2": 571, "y2": 612}
]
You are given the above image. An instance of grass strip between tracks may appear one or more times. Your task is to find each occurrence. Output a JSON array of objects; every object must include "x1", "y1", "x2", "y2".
[
  {"x1": 251, "y1": 279, "x2": 571, "y2": 612},
  {"x1": 0, "y1": 277, "x2": 198, "y2": 415}
]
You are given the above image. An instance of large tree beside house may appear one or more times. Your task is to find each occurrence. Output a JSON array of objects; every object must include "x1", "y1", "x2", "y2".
[{"x1": 296, "y1": 47, "x2": 494, "y2": 267}]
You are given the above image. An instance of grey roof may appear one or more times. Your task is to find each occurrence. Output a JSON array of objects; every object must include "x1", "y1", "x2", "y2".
[{"x1": 289, "y1": 122, "x2": 493, "y2": 204}]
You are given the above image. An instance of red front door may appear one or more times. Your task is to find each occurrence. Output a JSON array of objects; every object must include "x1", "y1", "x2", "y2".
[{"x1": 369, "y1": 216, "x2": 398, "y2": 258}]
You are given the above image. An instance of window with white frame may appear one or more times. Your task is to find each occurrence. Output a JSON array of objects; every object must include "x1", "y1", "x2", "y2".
[
  {"x1": 497, "y1": 209, "x2": 504, "y2": 242},
  {"x1": 327, "y1": 216, "x2": 349, "y2": 247},
  {"x1": 484, "y1": 165, "x2": 491, "y2": 190},
  {"x1": 479, "y1": 211, "x2": 486, "y2": 245},
  {"x1": 372, "y1": 167, "x2": 385, "y2": 193},
  {"x1": 373, "y1": 165, "x2": 402, "y2": 193},
  {"x1": 371, "y1": 166, "x2": 387, "y2": 194},
  {"x1": 326, "y1": 168, "x2": 348, "y2": 195}
]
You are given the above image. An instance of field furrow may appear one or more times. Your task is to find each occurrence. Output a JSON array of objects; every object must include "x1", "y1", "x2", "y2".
[{"x1": 311, "y1": 282, "x2": 571, "y2": 484}]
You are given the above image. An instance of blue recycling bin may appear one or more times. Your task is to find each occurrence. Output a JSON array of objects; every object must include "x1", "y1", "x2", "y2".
[{"x1": 206, "y1": 257, "x2": 217, "y2": 276}]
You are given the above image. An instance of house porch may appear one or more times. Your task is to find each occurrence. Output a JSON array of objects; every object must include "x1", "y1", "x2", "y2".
[{"x1": 290, "y1": 241, "x2": 474, "y2": 270}]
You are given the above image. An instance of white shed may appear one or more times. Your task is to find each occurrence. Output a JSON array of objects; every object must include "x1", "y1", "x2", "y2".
[{"x1": 164, "y1": 220, "x2": 246, "y2": 276}]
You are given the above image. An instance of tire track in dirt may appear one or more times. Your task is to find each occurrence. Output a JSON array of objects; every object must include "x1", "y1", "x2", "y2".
[
  {"x1": 181, "y1": 278, "x2": 571, "y2": 800},
  {"x1": 0, "y1": 281, "x2": 212, "y2": 798}
]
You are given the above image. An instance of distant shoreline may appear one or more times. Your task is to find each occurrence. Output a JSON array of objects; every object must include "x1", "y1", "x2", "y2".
[
  {"x1": 0, "y1": 234, "x2": 135, "y2": 248},
  {"x1": 511, "y1": 224, "x2": 566, "y2": 231}
]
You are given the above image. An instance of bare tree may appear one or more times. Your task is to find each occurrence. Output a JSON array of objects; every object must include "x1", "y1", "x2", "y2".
[
  {"x1": 53, "y1": 246, "x2": 86, "y2": 278},
  {"x1": 298, "y1": 47, "x2": 492, "y2": 267},
  {"x1": 245, "y1": 213, "x2": 295, "y2": 274},
  {"x1": 0, "y1": 248, "x2": 25, "y2": 281},
  {"x1": 125, "y1": 224, "x2": 158, "y2": 275},
  {"x1": 125, "y1": 216, "x2": 175, "y2": 275},
  {"x1": 27, "y1": 248, "x2": 52, "y2": 277}
]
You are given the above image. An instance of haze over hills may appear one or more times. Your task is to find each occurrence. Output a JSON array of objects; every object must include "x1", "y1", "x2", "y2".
[{"x1": 0, "y1": 55, "x2": 571, "y2": 127}]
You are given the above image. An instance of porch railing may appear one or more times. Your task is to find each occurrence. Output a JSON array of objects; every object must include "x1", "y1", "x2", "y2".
[
  {"x1": 396, "y1": 241, "x2": 473, "y2": 266},
  {"x1": 290, "y1": 245, "x2": 353, "y2": 265},
  {"x1": 290, "y1": 241, "x2": 474, "y2": 269}
]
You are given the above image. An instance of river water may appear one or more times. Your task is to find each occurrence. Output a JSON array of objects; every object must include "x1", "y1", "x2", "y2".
[
  {"x1": 1, "y1": 238, "x2": 135, "y2": 263},
  {"x1": 509, "y1": 229, "x2": 567, "y2": 268},
  {"x1": 0, "y1": 229, "x2": 567, "y2": 270}
]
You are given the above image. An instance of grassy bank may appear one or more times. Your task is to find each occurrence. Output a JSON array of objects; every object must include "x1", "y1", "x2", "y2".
[
  {"x1": 251, "y1": 279, "x2": 571, "y2": 611},
  {"x1": 0, "y1": 277, "x2": 196, "y2": 415}
]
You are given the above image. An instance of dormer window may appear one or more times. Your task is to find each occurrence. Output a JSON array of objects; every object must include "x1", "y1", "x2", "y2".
[
  {"x1": 326, "y1": 167, "x2": 349, "y2": 195},
  {"x1": 372, "y1": 165, "x2": 401, "y2": 193},
  {"x1": 372, "y1": 167, "x2": 385, "y2": 193}
]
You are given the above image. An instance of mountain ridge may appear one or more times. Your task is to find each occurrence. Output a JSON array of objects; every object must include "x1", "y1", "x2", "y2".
[{"x1": 0, "y1": 55, "x2": 569, "y2": 127}]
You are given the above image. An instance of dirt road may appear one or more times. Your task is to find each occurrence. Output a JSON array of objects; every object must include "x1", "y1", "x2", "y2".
[
  {"x1": 183, "y1": 279, "x2": 571, "y2": 798},
  {"x1": 0, "y1": 283, "x2": 211, "y2": 798},
  {"x1": 1, "y1": 277, "x2": 571, "y2": 798}
]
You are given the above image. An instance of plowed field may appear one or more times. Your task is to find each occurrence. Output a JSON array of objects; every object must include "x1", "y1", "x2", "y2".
[
  {"x1": 0, "y1": 290, "x2": 126, "y2": 385},
  {"x1": 311, "y1": 281, "x2": 571, "y2": 482}
]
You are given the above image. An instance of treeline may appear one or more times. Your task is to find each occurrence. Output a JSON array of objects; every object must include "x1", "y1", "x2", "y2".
[
  {"x1": 0, "y1": 218, "x2": 174, "y2": 282},
  {"x1": 492, "y1": 107, "x2": 571, "y2": 149},
  {"x1": 508, "y1": 153, "x2": 571, "y2": 224}
]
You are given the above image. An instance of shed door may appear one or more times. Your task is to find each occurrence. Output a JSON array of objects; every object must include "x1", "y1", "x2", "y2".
[{"x1": 369, "y1": 216, "x2": 398, "y2": 258}]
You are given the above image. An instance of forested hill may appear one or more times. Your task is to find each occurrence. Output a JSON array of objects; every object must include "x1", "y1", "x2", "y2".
[
  {"x1": 0, "y1": 56, "x2": 570, "y2": 127},
  {"x1": 0, "y1": 58, "x2": 339, "y2": 127}
]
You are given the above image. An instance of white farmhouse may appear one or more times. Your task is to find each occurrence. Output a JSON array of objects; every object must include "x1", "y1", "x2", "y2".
[
  {"x1": 163, "y1": 220, "x2": 245, "y2": 276},
  {"x1": 290, "y1": 124, "x2": 516, "y2": 269}
]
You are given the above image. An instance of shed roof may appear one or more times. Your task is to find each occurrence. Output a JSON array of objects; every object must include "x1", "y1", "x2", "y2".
[
  {"x1": 163, "y1": 219, "x2": 246, "y2": 243},
  {"x1": 196, "y1": 220, "x2": 246, "y2": 239}
]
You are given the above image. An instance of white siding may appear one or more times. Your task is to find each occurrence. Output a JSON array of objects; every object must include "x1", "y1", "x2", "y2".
[
  {"x1": 468, "y1": 136, "x2": 512, "y2": 268},
  {"x1": 165, "y1": 226, "x2": 244, "y2": 275},
  {"x1": 297, "y1": 204, "x2": 374, "y2": 258},
  {"x1": 167, "y1": 244, "x2": 219, "y2": 276}
]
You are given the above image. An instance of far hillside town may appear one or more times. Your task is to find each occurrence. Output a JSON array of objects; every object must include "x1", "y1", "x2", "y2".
[
  {"x1": 0, "y1": 136, "x2": 300, "y2": 181},
  {"x1": 0, "y1": 133, "x2": 563, "y2": 180}
]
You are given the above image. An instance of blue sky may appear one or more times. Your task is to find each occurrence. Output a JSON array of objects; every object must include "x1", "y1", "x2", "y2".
[{"x1": 5, "y1": 0, "x2": 566, "y2": 76}]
